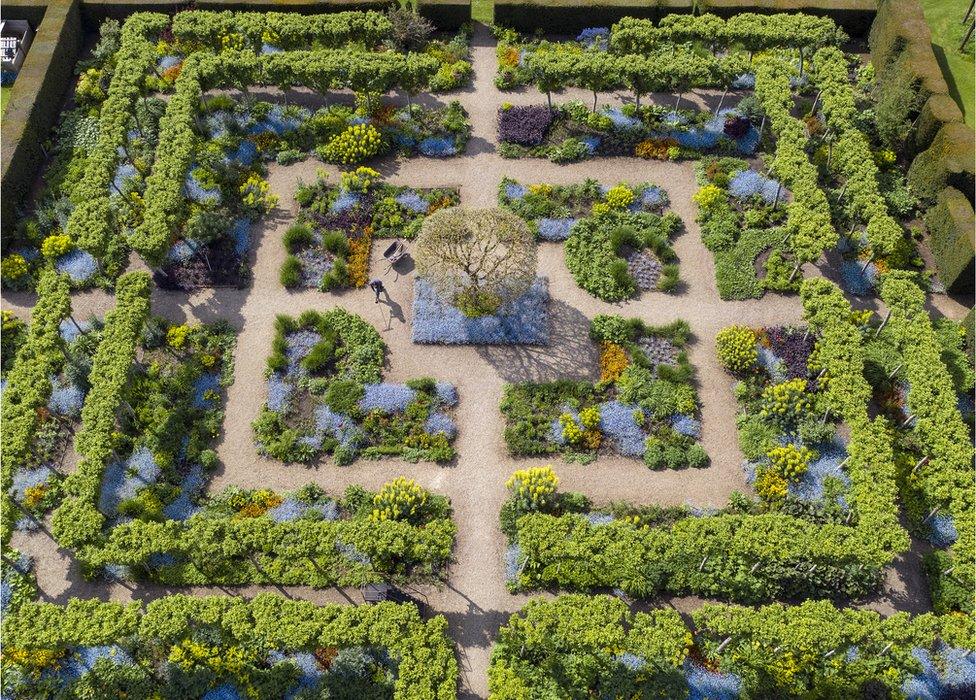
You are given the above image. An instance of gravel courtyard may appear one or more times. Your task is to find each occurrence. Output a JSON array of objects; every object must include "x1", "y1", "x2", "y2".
[{"x1": 2, "y1": 23, "x2": 970, "y2": 699}]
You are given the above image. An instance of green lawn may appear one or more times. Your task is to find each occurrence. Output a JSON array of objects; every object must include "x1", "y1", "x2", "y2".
[
  {"x1": 472, "y1": 0, "x2": 492, "y2": 24},
  {"x1": 1, "y1": 85, "x2": 11, "y2": 118},
  {"x1": 918, "y1": 0, "x2": 975, "y2": 127}
]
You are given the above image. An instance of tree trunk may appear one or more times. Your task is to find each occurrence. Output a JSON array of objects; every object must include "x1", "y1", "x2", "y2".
[{"x1": 592, "y1": 90, "x2": 598, "y2": 113}]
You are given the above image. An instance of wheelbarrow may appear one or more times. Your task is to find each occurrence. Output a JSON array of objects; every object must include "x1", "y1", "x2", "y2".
[{"x1": 382, "y1": 240, "x2": 408, "y2": 277}]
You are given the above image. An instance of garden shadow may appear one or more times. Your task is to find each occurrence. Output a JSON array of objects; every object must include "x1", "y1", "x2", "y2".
[{"x1": 476, "y1": 298, "x2": 599, "y2": 383}]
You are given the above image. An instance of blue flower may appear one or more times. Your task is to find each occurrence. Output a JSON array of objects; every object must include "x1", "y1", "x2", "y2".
[
  {"x1": 840, "y1": 259, "x2": 878, "y2": 296},
  {"x1": 536, "y1": 218, "x2": 576, "y2": 241},
  {"x1": 157, "y1": 55, "x2": 181, "y2": 71},
  {"x1": 418, "y1": 137, "x2": 457, "y2": 157},
  {"x1": 269, "y1": 651, "x2": 323, "y2": 699},
  {"x1": 231, "y1": 218, "x2": 250, "y2": 257},
  {"x1": 48, "y1": 383, "x2": 84, "y2": 416},
  {"x1": 148, "y1": 552, "x2": 176, "y2": 568},
  {"x1": 731, "y1": 73, "x2": 756, "y2": 89},
  {"x1": 586, "y1": 512, "x2": 614, "y2": 526},
  {"x1": 202, "y1": 684, "x2": 245, "y2": 700},
  {"x1": 314, "y1": 405, "x2": 360, "y2": 448},
  {"x1": 99, "y1": 447, "x2": 161, "y2": 516},
  {"x1": 268, "y1": 498, "x2": 306, "y2": 522},
  {"x1": 336, "y1": 541, "x2": 370, "y2": 564},
  {"x1": 266, "y1": 372, "x2": 292, "y2": 413},
  {"x1": 670, "y1": 414, "x2": 701, "y2": 439},
  {"x1": 684, "y1": 659, "x2": 742, "y2": 700},
  {"x1": 162, "y1": 492, "x2": 198, "y2": 521},
  {"x1": 504, "y1": 182, "x2": 527, "y2": 200},
  {"x1": 330, "y1": 190, "x2": 360, "y2": 213},
  {"x1": 260, "y1": 43, "x2": 282, "y2": 54},
  {"x1": 435, "y1": 381, "x2": 458, "y2": 407},
  {"x1": 616, "y1": 652, "x2": 645, "y2": 670},
  {"x1": 360, "y1": 383, "x2": 417, "y2": 413},
  {"x1": 193, "y1": 372, "x2": 221, "y2": 409},
  {"x1": 599, "y1": 401, "x2": 647, "y2": 457},
  {"x1": 184, "y1": 168, "x2": 221, "y2": 204},
  {"x1": 312, "y1": 500, "x2": 340, "y2": 520},
  {"x1": 285, "y1": 330, "x2": 322, "y2": 374},
  {"x1": 11, "y1": 466, "x2": 54, "y2": 500},
  {"x1": 789, "y1": 440, "x2": 850, "y2": 503},
  {"x1": 603, "y1": 107, "x2": 641, "y2": 130},
  {"x1": 577, "y1": 27, "x2": 610, "y2": 49},
  {"x1": 424, "y1": 412, "x2": 457, "y2": 439},
  {"x1": 167, "y1": 240, "x2": 198, "y2": 264},
  {"x1": 928, "y1": 514, "x2": 958, "y2": 548},
  {"x1": 580, "y1": 135, "x2": 601, "y2": 154},
  {"x1": 111, "y1": 163, "x2": 138, "y2": 193},
  {"x1": 56, "y1": 250, "x2": 98, "y2": 282},
  {"x1": 225, "y1": 139, "x2": 257, "y2": 166},
  {"x1": 395, "y1": 190, "x2": 429, "y2": 213},
  {"x1": 412, "y1": 277, "x2": 550, "y2": 345},
  {"x1": 756, "y1": 345, "x2": 787, "y2": 382},
  {"x1": 728, "y1": 170, "x2": 783, "y2": 204},
  {"x1": 505, "y1": 543, "x2": 523, "y2": 582},
  {"x1": 633, "y1": 186, "x2": 667, "y2": 211}
]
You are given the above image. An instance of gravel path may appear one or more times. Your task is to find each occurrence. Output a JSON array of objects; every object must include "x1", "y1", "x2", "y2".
[{"x1": 3, "y1": 24, "x2": 972, "y2": 699}]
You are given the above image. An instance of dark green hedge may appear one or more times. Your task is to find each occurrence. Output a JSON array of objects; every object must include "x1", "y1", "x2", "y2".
[
  {"x1": 0, "y1": 0, "x2": 82, "y2": 236},
  {"x1": 907, "y1": 123, "x2": 976, "y2": 206},
  {"x1": 494, "y1": 0, "x2": 875, "y2": 36},
  {"x1": 924, "y1": 186, "x2": 975, "y2": 293},
  {"x1": 80, "y1": 0, "x2": 399, "y2": 25},
  {"x1": 417, "y1": 0, "x2": 470, "y2": 30}
]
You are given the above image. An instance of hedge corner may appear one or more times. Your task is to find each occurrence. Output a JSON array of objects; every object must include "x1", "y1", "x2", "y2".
[{"x1": 924, "y1": 186, "x2": 975, "y2": 294}]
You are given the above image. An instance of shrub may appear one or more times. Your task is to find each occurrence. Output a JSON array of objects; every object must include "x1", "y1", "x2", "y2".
[
  {"x1": 716, "y1": 326, "x2": 757, "y2": 372},
  {"x1": 767, "y1": 444, "x2": 814, "y2": 480},
  {"x1": 371, "y1": 477, "x2": 430, "y2": 524},
  {"x1": 505, "y1": 466, "x2": 558, "y2": 512},
  {"x1": 320, "y1": 124, "x2": 384, "y2": 164},
  {"x1": 498, "y1": 105, "x2": 553, "y2": 146}
]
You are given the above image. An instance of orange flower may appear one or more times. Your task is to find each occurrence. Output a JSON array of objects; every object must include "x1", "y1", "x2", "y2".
[
  {"x1": 347, "y1": 228, "x2": 373, "y2": 288},
  {"x1": 634, "y1": 138, "x2": 677, "y2": 160},
  {"x1": 599, "y1": 341, "x2": 629, "y2": 382}
]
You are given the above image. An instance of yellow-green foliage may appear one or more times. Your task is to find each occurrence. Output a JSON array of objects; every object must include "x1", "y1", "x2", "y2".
[
  {"x1": 768, "y1": 443, "x2": 814, "y2": 480},
  {"x1": 716, "y1": 325, "x2": 758, "y2": 372},
  {"x1": 505, "y1": 466, "x2": 558, "y2": 511},
  {"x1": 321, "y1": 123, "x2": 384, "y2": 164},
  {"x1": 371, "y1": 477, "x2": 430, "y2": 524}
]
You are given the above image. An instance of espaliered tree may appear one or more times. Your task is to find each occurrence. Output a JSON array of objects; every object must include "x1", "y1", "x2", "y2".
[
  {"x1": 0, "y1": 271, "x2": 71, "y2": 544},
  {"x1": 610, "y1": 13, "x2": 840, "y2": 57},
  {"x1": 489, "y1": 595, "x2": 972, "y2": 698},
  {"x1": 130, "y1": 48, "x2": 440, "y2": 266},
  {"x1": 507, "y1": 278, "x2": 906, "y2": 602},
  {"x1": 879, "y1": 272, "x2": 975, "y2": 614},
  {"x1": 811, "y1": 47, "x2": 903, "y2": 260},
  {"x1": 66, "y1": 13, "x2": 168, "y2": 267},
  {"x1": 754, "y1": 57, "x2": 838, "y2": 270},
  {"x1": 1, "y1": 594, "x2": 458, "y2": 699},
  {"x1": 52, "y1": 272, "x2": 151, "y2": 549}
]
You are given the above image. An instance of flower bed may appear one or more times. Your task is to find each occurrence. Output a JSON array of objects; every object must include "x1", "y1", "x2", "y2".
[
  {"x1": 499, "y1": 177, "x2": 668, "y2": 241},
  {"x1": 502, "y1": 316, "x2": 705, "y2": 468},
  {"x1": 1, "y1": 594, "x2": 458, "y2": 699},
  {"x1": 717, "y1": 322, "x2": 857, "y2": 520},
  {"x1": 488, "y1": 594, "x2": 973, "y2": 699},
  {"x1": 283, "y1": 169, "x2": 459, "y2": 291},
  {"x1": 498, "y1": 102, "x2": 759, "y2": 164},
  {"x1": 694, "y1": 156, "x2": 800, "y2": 300},
  {"x1": 252, "y1": 309, "x2": 457, "y2": 464},
  {"x1": 412, "y1": 277, "x2": 550, "y2": 345}
]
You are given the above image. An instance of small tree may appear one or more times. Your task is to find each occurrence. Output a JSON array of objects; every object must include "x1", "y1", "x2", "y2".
[
  {"x1": 386, "y1": 7, "x2": 434, "y2": 52},
  {"x1": 415, "y1": 207, "x2": 537, "y2": 317}
]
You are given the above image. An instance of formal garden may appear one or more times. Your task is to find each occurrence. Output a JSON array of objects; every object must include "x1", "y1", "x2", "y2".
[{"x1": 0, "y1": 1, "x2": 973, "y2": 698}]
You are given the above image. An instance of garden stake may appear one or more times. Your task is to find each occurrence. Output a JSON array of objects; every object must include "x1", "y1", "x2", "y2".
[
  {"x1": 716, "y1": 637, "x2": 732, "y2": 653},
  {"x1": 887, "y1": 363, "x2": 902, "y2": 380},
  {"x1": 750, "y1": 562, "x2": 760, "y2": 573},
  {"x1": 943, "y1": 566, "x2": 955, "y2": 576},
  {"x1": 878, "y1": 643, "x2": 892, "y2": 656},
  {"x1": 922, "y1": 507, "x2": 939, "y2": 523},
  {"x1": 699, "y1": 556, "x2": 708, "y2": 572},
  {"x1": 900, "y1": 414, "x2": 915, "y2": 428}
]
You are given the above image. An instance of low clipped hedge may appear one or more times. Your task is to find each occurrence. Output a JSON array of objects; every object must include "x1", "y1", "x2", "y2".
[
  {"x1": 417, "y1": 0, "x2": 470, "y2": 30},
  {"x1": 924, "y1": 187, "x2": 975, "y2": 293},
  {"x1": 2, "y1": 594, "x2": 458, "y2": 699},
  {"x1": 0, "y1": 0, "x2": 82, "y2": 235}
]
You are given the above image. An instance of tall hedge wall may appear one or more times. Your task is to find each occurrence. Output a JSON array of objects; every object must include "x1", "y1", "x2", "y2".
[
  {"x1": 0, "y1": 0, "x2": 82, "y2": 236},
  {"x1": 493, "y1": 0, "x2": 876, "y2": 36},
  {"x1": 924, "y1": 186, "x2": 975, "y2": 293},
  {"x1": 907, "y1": 123, "x2": 976, "y2": 206}
]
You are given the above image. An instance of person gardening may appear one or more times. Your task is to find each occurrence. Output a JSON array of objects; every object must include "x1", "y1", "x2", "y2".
[{"x1": 369, "y1": 278, "x2": 388, "y2": 303}]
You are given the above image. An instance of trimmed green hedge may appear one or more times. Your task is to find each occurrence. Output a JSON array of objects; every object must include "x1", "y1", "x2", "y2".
[
  {"x1": 907, "y1": 123, "x2": 976, "y2": 206},
  {"x1": 494, "y1": 0, "x2": 875, "y2": 37},
  {"x1": 924, "y1": 186, "x2": 975, "y2": 293},
  {"x1": 2, "y1": 594, "x2": 458, "y2": 699},
  {"x1": 489, "y1": 595, "x2": 973, "y2": 698},
  {"x1": 417, "y1": 0, "x2": 470, "y2": 30},
  {"x1": 0, "y1": 0, "x2": 82, "y2": 235}
]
